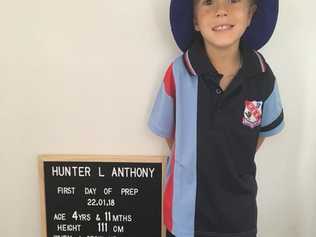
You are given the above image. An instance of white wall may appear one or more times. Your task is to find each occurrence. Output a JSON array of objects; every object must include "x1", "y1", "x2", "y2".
[{"x1": 0, "y1": 0, "x2": 315, "y2": 236}]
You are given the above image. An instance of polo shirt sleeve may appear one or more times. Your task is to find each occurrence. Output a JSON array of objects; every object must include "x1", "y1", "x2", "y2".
[
  {"x1": 259, "y1": 78, "x2": 285, "y2": 137},
  {"x1": 148, "y1": 64, "x2": 176, "y2": 139}
]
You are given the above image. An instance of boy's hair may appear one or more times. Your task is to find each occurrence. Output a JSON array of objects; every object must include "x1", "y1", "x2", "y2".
[{"x1": 193, "y1": 0, "x2": 257, "y2": 7}]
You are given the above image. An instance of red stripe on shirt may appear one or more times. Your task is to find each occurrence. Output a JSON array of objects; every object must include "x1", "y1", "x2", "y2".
[
  {"x1": 164, "y1": 143, "x2": 176, "y2": 232},
  {"x1": 163, "y1": 64, "x2": 176, "y2": 99}
]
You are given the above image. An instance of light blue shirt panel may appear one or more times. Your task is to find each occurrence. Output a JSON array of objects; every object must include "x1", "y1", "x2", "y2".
[
  {"x1": 259, "y1": 80, "x2": 284, "y2": 136},
  {"x1": 172, "y1": 56, "x2": 198, "y2": 237},
  {"x1": 148, "y1": 83, "x2": 174, "y2": 138}
]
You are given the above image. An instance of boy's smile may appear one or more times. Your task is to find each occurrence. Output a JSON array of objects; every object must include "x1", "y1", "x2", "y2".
[
  {"x1": 212, "y1": 24, "x2": 234, "y2": 32},
  {"x1": 194, "y1": 0, "x2": 257, "y2": 50}
]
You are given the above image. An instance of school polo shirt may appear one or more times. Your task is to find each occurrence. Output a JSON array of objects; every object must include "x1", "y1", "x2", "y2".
[{"x1": 148, "y1": 38, "x2": 284, "y2": 237}]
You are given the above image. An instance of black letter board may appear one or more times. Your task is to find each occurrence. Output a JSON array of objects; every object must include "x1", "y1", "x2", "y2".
[{"x1": 39, "y1": 155, "x2": 166, "y2": 237}]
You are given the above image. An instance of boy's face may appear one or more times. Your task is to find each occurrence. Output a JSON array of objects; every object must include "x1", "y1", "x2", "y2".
[{"x1": 193, "y1": 0, "x2": 257, "y2": 50}]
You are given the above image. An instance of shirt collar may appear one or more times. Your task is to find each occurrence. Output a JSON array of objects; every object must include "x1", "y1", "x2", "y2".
[{"x1": 182, "y1": 36, "x2": 267, "y2": 80}]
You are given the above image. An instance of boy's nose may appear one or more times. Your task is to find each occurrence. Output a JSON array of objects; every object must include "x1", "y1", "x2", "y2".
[
  {"x1": 215, "y1": 2, "x2": 228, "y2": 17},
  {"x1": 216, "y1": 9, "x2": 228, "y2": 17}
]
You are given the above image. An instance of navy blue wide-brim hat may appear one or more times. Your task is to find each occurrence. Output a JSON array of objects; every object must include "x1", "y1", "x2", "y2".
[{"x1": 170, "y1": 0, "x2": 279, "y2": 51}]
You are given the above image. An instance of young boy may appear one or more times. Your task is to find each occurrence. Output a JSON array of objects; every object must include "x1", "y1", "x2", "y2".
[{"x1": 148, "y1": 0, "x2": 284, "y2": 236}]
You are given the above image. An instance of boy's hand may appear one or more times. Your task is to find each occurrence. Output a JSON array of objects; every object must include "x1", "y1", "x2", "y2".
[
  {"x1": 166, "y1": 138, "x2": 174, "y2": 150},
  {"x1": 256, "y1": 137, "x2": 265, "y2": 151}
]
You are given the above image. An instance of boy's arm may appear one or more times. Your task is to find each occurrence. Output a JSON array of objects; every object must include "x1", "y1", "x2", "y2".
[
  {"x1": 253, "y1": 54, "x2": 284, "y2": 143},
  {"x1": 148, "y1": 64, "x2": 176, "y2": 143}
]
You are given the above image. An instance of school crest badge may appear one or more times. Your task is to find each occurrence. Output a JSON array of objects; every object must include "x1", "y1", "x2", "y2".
[{"x1": 242, "y1": 100, "x2": 263, "y2": 128}]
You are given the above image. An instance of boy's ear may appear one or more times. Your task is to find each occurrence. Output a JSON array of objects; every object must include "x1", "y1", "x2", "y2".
[
  {"x1": 247, "y1": 4, "x2": 257, "y2": 27},
  {"x1": 193, "y1": 17, "x2": 200, "y2": 31}
]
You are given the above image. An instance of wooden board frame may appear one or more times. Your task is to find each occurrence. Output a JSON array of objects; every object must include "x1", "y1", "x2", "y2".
[{"x1": 38, "y1": 154, "x2": 166, "y2": 237}]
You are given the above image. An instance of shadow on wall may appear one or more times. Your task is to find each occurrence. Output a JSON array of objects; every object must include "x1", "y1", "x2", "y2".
[{"x1": 258, "y1": 5, "x2": 309, "y2": 235}]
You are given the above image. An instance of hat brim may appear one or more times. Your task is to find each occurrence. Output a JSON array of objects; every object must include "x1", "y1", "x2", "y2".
[{"x1": 170, "y1": 0, "x2": 279, "y2": 51}]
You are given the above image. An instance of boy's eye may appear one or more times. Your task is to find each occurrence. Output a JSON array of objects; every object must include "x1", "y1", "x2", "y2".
[
  {"x1": 228, "y1": 0, "x2": 241, "y2": 3},
  {"x1": 204, "y1": 0, "x2": 213, "y2": 5},
  {"x1": 203, "y1": 0, "x2": 241, "y2": 5}
]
